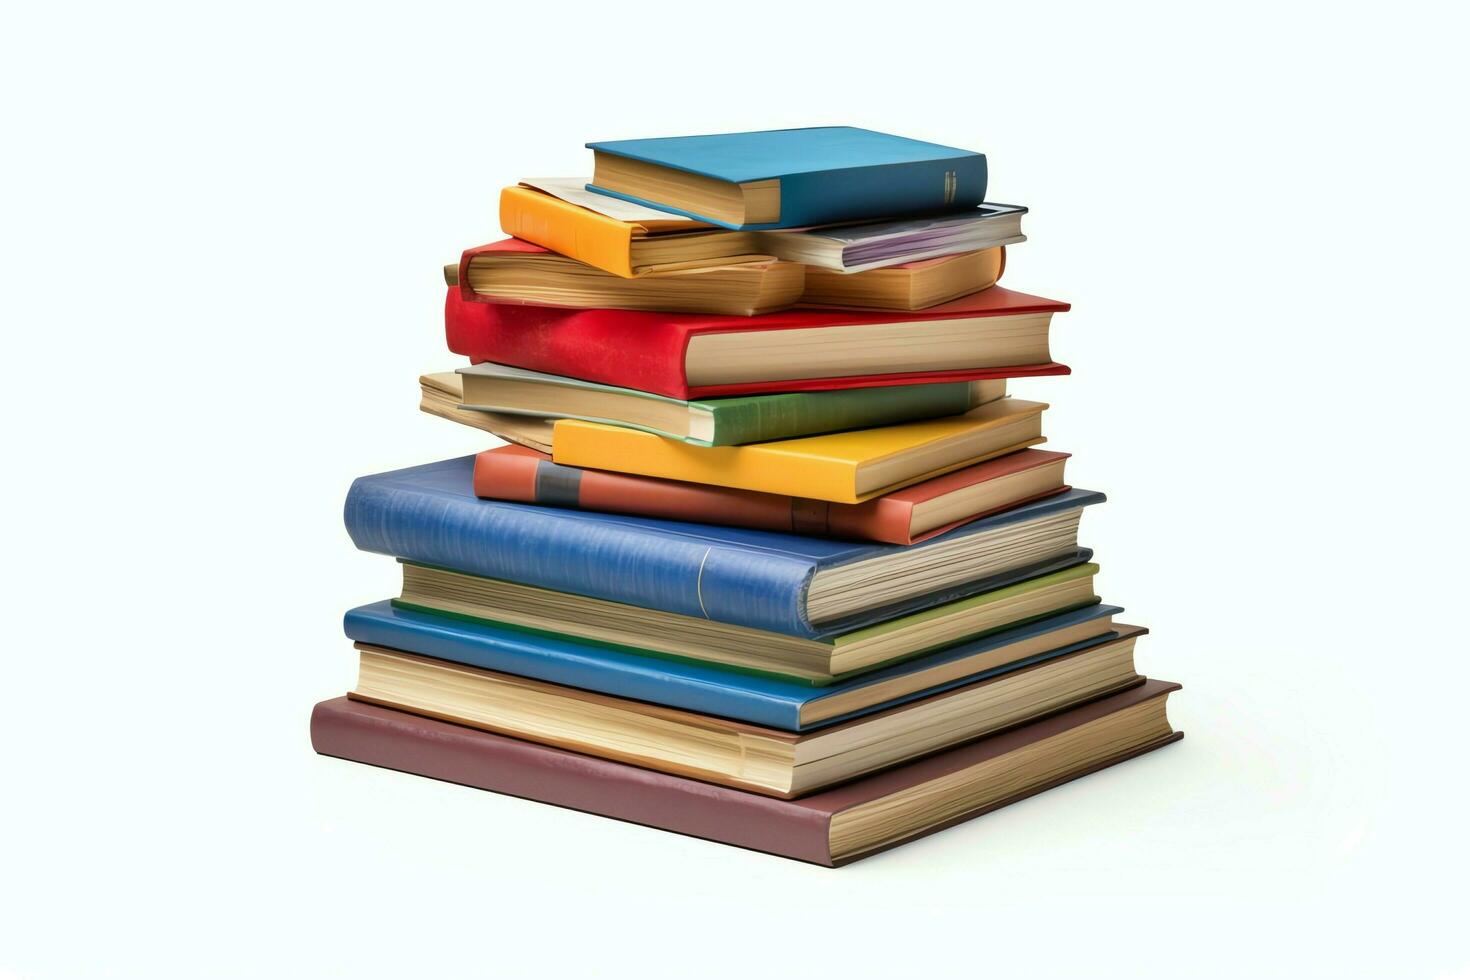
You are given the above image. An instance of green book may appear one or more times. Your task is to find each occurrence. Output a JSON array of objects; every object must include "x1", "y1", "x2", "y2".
[{"x1": 455, "y1": 362, "x2": 1002, "y2": 446}]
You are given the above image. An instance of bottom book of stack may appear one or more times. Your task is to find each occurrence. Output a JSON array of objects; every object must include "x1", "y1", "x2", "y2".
[{"x1": 312, "y1": 678, "x2": 1181, "y2": 867}]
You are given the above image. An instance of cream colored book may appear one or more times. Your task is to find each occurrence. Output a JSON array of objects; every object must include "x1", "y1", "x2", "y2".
[{"x1": 350, "y1": 627, "x2": 1146, "y2": 798}]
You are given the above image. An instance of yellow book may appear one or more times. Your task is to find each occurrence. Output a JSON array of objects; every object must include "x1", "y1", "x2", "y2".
[{"x1": 551, "y1": 398, "x2": 1047, "y2": 504}]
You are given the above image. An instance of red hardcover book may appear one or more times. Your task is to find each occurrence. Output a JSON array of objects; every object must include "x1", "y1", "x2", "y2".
[
  {"x1": 311, "y1": 681, "x2": 1182, "y2": 866},
  {"x1": 474, "y1": 445, "x2": 1072, "y2": 546},
  {"x1": 445, "y1": 285, "x2": 1071, "y2": 400}
]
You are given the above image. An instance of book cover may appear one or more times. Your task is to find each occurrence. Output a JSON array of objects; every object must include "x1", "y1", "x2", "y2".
[
  {"x1": 444, "y1": 286, "x2": 1070, "y2": 400},
  {"x1": 586, "y1": 127, "x2": 987, "y2": 230},
  {"x1": 457, "y1": 363, "x2": 983, "y2": 447},
  {"x1": 342, "y1": 600, "x2": 1123, "y2": 730},
  {"x1": 549, "y1": 398, "x2": 1047, "y2": 504},
  {"x1": 310, "y1": 680, "x2": 1181, "y2": 866},
  {"x1": 473, "y1": 446, "x2": 1069, "y2": 545},
  {"x1": 342, "y1": 455, "x2": 1102, "y2": 637},
  {"x1": 500, "y1": 183, "x2": 737, "y2": 278}
]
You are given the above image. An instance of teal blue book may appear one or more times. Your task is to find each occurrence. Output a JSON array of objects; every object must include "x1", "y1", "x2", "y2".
[
  {"x1": 586, "y1": 126, "x2": 987, "y2": 230},
  {"x1": 344, "y1": 600, "x2": 1123, "y2": 732},
  {"x1": 456, "y1": 362, "x2": 998, "y2": 446}
]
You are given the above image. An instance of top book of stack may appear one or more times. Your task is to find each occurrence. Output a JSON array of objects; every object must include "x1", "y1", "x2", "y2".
[{"x1": 585, "y1": 126, "x2": 988, "y2": 229}]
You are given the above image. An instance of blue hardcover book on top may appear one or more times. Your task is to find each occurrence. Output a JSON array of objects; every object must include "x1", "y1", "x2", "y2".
[
  {"x1": 585, "y1": 126, "x2": 987, "y2": 230},
  {"x1": 345, "y1": 600, "x2": 1124, "y2": 732},
  {"x1": 343, "y1": 457, "x2": 1103, "y2": 639}
]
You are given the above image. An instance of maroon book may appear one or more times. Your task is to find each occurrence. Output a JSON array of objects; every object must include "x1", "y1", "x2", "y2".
[{"x1": 311, "y1": 680, "x2": 1182, "y2": 866}]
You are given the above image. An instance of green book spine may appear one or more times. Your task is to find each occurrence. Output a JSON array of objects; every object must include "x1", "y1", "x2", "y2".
[{"x1": 698, "y1": 382, "x2": 977, "y2": 446}]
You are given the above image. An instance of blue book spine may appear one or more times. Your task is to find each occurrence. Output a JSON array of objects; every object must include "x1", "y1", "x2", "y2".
[
  {"x1": 776, "y1": 157, "x2": 988, "y2": 229},
  {"x1": 343, "y1": 467, "x2": 816, "y2": 635},
  {"x1": 345, "y1": 602, "x2": 806, "y2": 729}
]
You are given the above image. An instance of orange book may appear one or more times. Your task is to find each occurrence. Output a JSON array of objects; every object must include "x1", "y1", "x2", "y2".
[{"x1": 499, "y1": 182, "x2": 763, "y2": 278}]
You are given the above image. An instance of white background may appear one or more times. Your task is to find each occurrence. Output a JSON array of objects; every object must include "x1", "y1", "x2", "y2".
[{"x1": 3, "y1": 2, "x2": 1467, "y2": 977}]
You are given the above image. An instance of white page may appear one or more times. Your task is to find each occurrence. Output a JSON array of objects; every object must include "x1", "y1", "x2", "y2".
[{"x1": 518, "y1": 177, "x2": 698, "y2": 224}]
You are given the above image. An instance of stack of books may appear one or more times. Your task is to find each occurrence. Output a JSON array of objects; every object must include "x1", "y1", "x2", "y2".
[{"x1": 313, "y1": 127, "x2": 1182, "y2": 867}]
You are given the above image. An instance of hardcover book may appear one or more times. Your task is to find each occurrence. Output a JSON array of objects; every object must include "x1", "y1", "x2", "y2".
[
  {"x1": 396, "y1": 561, "x2": 1104, "y2": 684},
  {"x1": 311, "y1": 680, "x2": 1182, "y2": 866},
  {"x1": 342, "y1": 455, "x2": 1105, "y2": 638},
  {"x1": 343, "y1": 599, "x2": 1124, "y2": 729},
  {"x1": 348, "y1": 627, "x2": 1146, "y2": 797},
  {"x1": 472, "y1": 445, "x2": 1068, "y2": 545},
  {"x1": 444, "y1": 286, "x2": 1071, "y2": 400},
  {"x1": 585, "y1": 126, "x2": 987, "y2": 230},
  {"x1": 457, "y1": 239, "x2": 803, "y2": 317},
  {"x1": 549, "y1": 397, "x2": 1047, "y2": 504},
  {"x1": 456, "y1": 363, "x2": 999, "y2": 447}
]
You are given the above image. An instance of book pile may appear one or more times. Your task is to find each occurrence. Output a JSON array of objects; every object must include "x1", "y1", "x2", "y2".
[{"x1": 313, "y1": 127, "x2": 1182, "y2": 866}]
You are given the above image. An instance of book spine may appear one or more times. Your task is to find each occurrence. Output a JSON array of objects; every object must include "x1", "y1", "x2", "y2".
[
  {"x1": 311, "y1": 698, "x2": 836, "y2": 864},
  {"x1": 705, "y1": 383, "x2": 977, "y2": 447},
  {"x1": 472, "y1": 450, "x2": 542, "y2": 504},
  {"x1": 774, "y1": 155, "x2": 988, "y2": 229},
  {"x1": 499, "y1": 186, "x2": 637, "y2": 278},
  {"x1": 444, "y1": 289, "x2": 696, "y2": 399},
  {"x1": 824, "y1": 497, "x2": 918, "y2": 545},
  {"x1": 340, "y1": 604, "x2": 805, "y2": 728},
  {"x1": 474, "y1": 450, "x2": 802, "y2": 530},
  {"x1": 343, "y1": 472, "x2": 819, "y2": 635}
]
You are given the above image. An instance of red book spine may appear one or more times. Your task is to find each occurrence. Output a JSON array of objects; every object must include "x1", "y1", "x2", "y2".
[
  {"x1": 446, "y1": 290, "x2": 694, "y2": 398},
  {"x1": 473, "y1": 446, "x2": 834, "y2": 536}
]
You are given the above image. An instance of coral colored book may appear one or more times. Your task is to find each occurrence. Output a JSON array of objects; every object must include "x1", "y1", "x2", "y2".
[
  {"x1": 311, "y1": 680, "x2": 1182, "y2": 866},
  {"x1": 444, "y1": 285, "x2": 1069, "y2": 400},
  {"x1": 550, "y1": 398, "x2": 1047, "y2": 505},
  {"x1": 475, "y1": 445, "x2": 1070, "y2": 546}
]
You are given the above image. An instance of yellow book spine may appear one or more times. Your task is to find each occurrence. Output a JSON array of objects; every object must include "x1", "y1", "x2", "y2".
[
  {"x1": 498, "y1": 186, "x2": 638, "y2": 278},
  {"x1": 551, "y1": 421, "x2": 863, "y2": 503}
]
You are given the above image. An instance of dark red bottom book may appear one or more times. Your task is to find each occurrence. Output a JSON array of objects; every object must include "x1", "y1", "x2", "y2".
[{"x1": 312, "y1": 680, "x2": 1182, "y2": 866}]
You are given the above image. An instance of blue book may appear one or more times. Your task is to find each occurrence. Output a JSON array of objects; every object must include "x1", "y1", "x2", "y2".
[
  {"x1": 344, "y1": 600, "x2": 1124, "y2": 732},
  {"x1": 586, "y1": 126, "x2": 987, "y2": 230},
  {"x1": 343, "y1": 456, "x2": 1103, "y2": 638}
]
